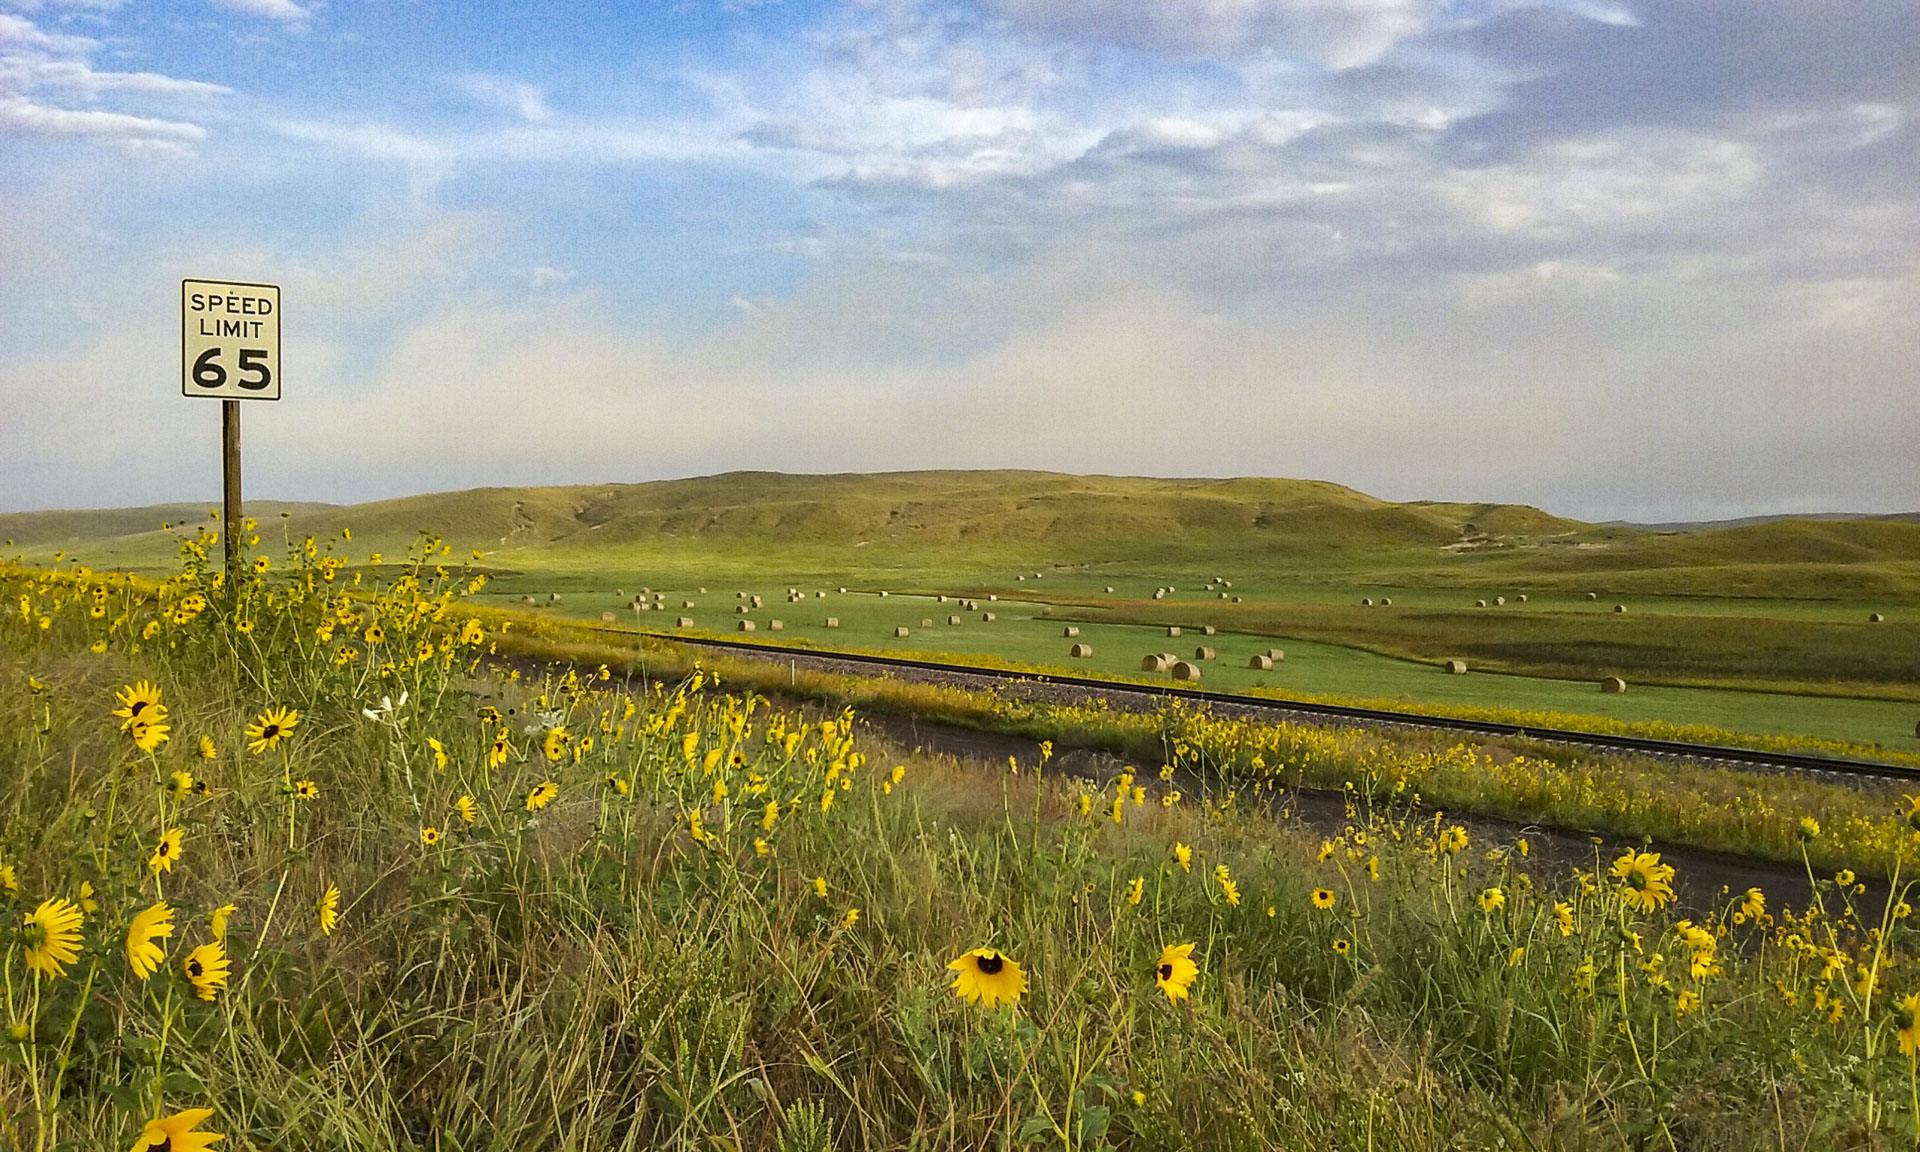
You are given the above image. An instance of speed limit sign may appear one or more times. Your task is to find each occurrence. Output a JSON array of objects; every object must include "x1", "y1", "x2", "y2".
[{"x1": 181, "y1": 279, "x2": 280, "y2": 400}]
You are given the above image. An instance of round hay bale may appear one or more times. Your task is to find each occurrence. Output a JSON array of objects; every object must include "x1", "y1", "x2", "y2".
[
  {"x1": 638, "y1": 602, "x2": 652, "y2": 612},
  {"x1": 1063, "y1": 626, "x2": 1081, "y2": 637},
  {"x1": 548, "y1": 592, "x2": 561, "y2": 602},
  {"x1": 895, "y1": 626, "x2": 910, "y2": 637},
  {"x1": 879, "y1": 591, "x2": 889, "y2": 598},
  {"x1": 920, "y1": 618, "x2": 933, "y2": 628},
  {"x1": 1016, "y1": 575, "x2": 1025, "y2": 581},
  {"x1": 600, "y1": 611, "x2": 617, "y2": 623},
  {"x1": 750, "y1": 595, "x2": 763, "y2": 608},
  {"x1": 1140, "y1": 654, "x2": 1171, "y2": 672},
  {"x1": 1166, "y1": 626, "x2": 1182, "y2": 637},
  {"x1": 615, "y1": 589, "x2": 623, "y2": 598},
  {"x1": 1233, "y1": 596, "x2": 1243, "y2": 603},
  {"x1": 1033, "y1": 572, "x2": 1043, "y2": 579},
  {"x1": 838, "y1": 587, "x2": 848, "y2": 594},
  {"x1": 1443, "y1": 659, "x2": 1468, "y2": 675},
  {"x1": 816, "y1": 591, "x2": 825, "y2": 598},
  {"x1": 1202, "y1": 625, "x2": 1217, "y2": 636},
  {"x1": 949, "y1": 615, "x2": 963, "y2": 625},
  {"x1": 1601, "y1": 676, "x2": 1627, "y2": 694},
  {"x1": 981, "y1": 612, "x2": 996, "y2": 622},
  {"x1": 1218, "y1": 592, "x2": 1228, "y2": 599},
  {"x1": 521, "y1": 594, "x2": 535, "y2": 604},
  {"x1": 1249, "y1": 654, "x2": 1274, "y2": 671},
  {"x1": 1870, "y1": 612, "x2": 1886, "y2": 623},
  {"x1": 1152, "y1": 589, "x2": 1167, "y2": 600},
  {"x1": 683, "y1": 600, "x2": 696, "y2": 608},
  {"x1": 1494, "y1": 596, "x2": 1505, "y2": 606},
  {"x1": 698, "y1": 587, "x2": 707, "y2": 594},
  {"x1": 677, "y1": 616, "x2": 695, "y2": 628},
  {"x1": 737, "y1": 591, "x2": 746, "y2": 599},
  {"x1": 988, "y1": 594, "x2": 998, "y2": 602},
  {"x1": 1070, "y1": 642, "x2": 1093, "y2": 658},
  {"x1": 1362, "y1": 597, "x2": 1373, "y2": 606},
  {"x1": 1193, "y1": 646, "x2": 1216, "y2": 661},
  {"x1": 1475, "y1": 599, "x2": 1487, "y2": 608},
  {"x1": 1266, "y1": 648, "x2": 1285, "y2": 661},
  {"x1": 738, "y1": 620, "x2": 756, "y2": 632},
  {"x1": 1586, "y1": 592, "x2": 1598, "y2": 601},
  {"x1": 937, "y1": 595, "x2": 948, "y2": 602},
  {"x1": 769, "y1": 620, "x2": 784, "y2": 631},
  {"x1": 1517, "y1": 594, "x2": 1528, "y2": 603},
  {"x1": 824, "y1": 617, "x2": 839, "y2": 628},
  {"x1": 736, "y1": 605, "x2": 749, "y2": 615},
  {"x1": 1381, "y1": 597, "x2": 1392, "y2": 606},
  {"x1": 1104, "y1": 585, "x2": 1115, "y2": 593},
  {"x1": 1613, "y1": 604, "x2": 1627, "y2": 614},
  {"x1": 1170, "y1": 661, "x2": 1202, "y2": 682}
]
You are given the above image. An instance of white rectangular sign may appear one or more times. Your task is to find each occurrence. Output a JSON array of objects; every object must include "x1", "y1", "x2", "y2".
[{"x1": 182, "y1": 278, "x2": 280, "y2": 400}]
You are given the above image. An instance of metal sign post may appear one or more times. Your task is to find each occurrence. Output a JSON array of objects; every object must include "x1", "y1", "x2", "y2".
[{"x1": 181, "y1": 278, "x2": 280, "y2": 588}]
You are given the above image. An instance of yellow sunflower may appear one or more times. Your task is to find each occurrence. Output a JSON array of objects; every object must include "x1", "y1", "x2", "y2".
[
  {"x1": 427, "y1": 737, "x2": 447, "y2": 771},
  {"x1": 126, "y1": 901, "x2": 174, "y2": 980},
  {"x1": 1895, "y1": 993, "x2": 1920, "y2": 1057},
  {"x1": 1172, "y1": 842, "x2": 1192, "y2": 873},
  {"x1": 420, "y1": 826, "x2": 441, "y2": 846},
  {"x1": 1610, "y1": 850, "x2": 1676, "y2": 914},
  {"x1": 1332, "y1": 937, "x2": 1352, "y2": 956},
  {"x1": 111, "y1": 680, "x2": 166, "y2": 731},
  {"x1": 1126, "y1": 876, "x2": 1145, "y2": 906},
  {"x1": 1478, "y1": 887, "x2": 1506, "y2": 913},
  {"x1": 129, "y1": 716, "x2": 171, "y2": 752},
  {"x1": 129, "y1": 1107, "x2": 223, "y2": 1152},
  {"x1": 245, "y1": 706, "x2": 300, "y2": 755},
  {"x1": 454, "y1": 794, "x2": 477, "y2": 824},
  {"x1": 489, "y1": 729, "x2": 512, "y2": 768},
  {"x1": 318, "y1": 883, "x2": 341, "y2": 936},
  {"x1": 197, "y1": 736, "x2": 217, "y2": 760},
  {"x1": 21, "y1": 897, "x2": 84, "y2": 979},
  {"x1": 1154, "y1": 942, "x2": 1198, "y2": 1004},
  {"x1": 947, "y1": 947, "x2": 1027, "y2": 1008},
  {"x1": 209, "y1": 903, "x2": 237, "y2": 943},
  {"x1": 149, "y1": 828, "x2": 184, "y2": 875},
  {"x1": 525, "y1": 780, "x2": 559, "y2": 812},
  {"x1": 182, "y1": 941, "x2": 230, "y2": 1002},
  {"x1": 542, "y1": 726, "x2": 571, "y2": 763},
  {"x1": 1311, "y1": 887, "x2": 1337, "y2": 911},
  {"x1": 292, "y1": 779, "x2": 319, "y2": 801}
]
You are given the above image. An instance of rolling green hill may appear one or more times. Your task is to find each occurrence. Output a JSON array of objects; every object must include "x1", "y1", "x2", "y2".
[{"x1": 5, "y1": 471, "x2": 1917, "y2": 600}]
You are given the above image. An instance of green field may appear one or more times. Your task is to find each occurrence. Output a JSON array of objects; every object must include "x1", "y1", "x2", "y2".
[{"x1": 7, "y1": 470, "x2": 1917, "y2": 753}]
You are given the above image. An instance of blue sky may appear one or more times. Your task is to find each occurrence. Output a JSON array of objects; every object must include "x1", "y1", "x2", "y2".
[{"x1": 2, "y1": 0, "x2": 1915, "y2": 521}]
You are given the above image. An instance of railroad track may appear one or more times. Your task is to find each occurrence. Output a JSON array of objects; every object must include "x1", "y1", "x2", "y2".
[{"x1": 564, "y1": 624, "x2": 1920, "y2": 784}]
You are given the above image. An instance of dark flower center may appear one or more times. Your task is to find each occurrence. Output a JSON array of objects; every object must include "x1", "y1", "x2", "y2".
[
  {"x1": 129, "y1": 700, "x2": 151, "y2": 718},
  {"x1": 976, "y1": 953, "x2": 1004, "y2": 975},
  {"x1": 187, "y1": 959, "x2": 203, "y2": 977},
  {"x1": 146, "y1": 1138, "x2": 171, "y2": 1151},
  {"x1": 263, "y1": 724, "x2": 281, "y2": 739},
  {"x1": 1157, "y1": 964, "x2": 1173, "y2": 980}
]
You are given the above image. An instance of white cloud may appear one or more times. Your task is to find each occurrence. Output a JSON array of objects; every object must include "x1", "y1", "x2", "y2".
[
  {"x1": 0, "y1": 11, "x2": 94, "y2": 52},
  {"x1": 208, "y1": 0, "x2": 309, "y2": 24},
  {"x1": 980, "y1": 0, "x2": 1442, "y2": 68},
  {"x1": 0, "y1": 56, "x2": 231, "y2": 97},
  {"x1": 0, "y1": 94, "x2": 204, "y2": 140},
  {"x1": 454, "y1": 73, "x2": 551, "y2": 123}
]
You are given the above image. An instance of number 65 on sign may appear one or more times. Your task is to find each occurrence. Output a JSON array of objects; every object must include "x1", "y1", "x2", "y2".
[{"x1": 182, "y1": 279, "x2": 280, "y2": 400}]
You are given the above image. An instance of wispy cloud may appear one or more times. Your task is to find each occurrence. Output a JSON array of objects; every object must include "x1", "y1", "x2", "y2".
[{"x1": 208, "y1": 0, "x2": 309, "y2": 25}]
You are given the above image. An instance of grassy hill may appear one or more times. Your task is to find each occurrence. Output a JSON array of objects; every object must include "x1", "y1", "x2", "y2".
[{"x1": 6, "y1": 471, "x2": 1918, "y2": 599}]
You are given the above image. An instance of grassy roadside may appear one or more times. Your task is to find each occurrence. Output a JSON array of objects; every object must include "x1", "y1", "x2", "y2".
[{"x1": 489, "y1": 612, "x2": 1920, "y2": 877}]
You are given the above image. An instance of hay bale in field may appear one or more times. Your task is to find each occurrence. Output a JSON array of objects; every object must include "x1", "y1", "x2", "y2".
[
  {"x1": 988, "y1": 594, "x2": 998, "y2": 602},
  {"x1": 738, "y1": 620, "x2": 756, "y2": 632},
  {"x1": 816, "y1": 591, "x2": 826, "y2": 598},
  {"x1": 1017, "y1": 575, "x2": 1025, "y2": 581},
  {"x1": 1141, "y1": 654, "x2": 1171, "y2": 672},
  {"x1": 1063, "y1": 626, "x2": 1081, "y2": 637},
  {"x1": 770, "y1": 620, "x2": 784, "y2": 631},
  {"x1": 1153, "y1": 589, "x2": 1167, "y2": 600},
  {"x1": 521, "y1": 595, "x2": 536, "y2": 604},
  {"x1": 1443, "y1": 659, "x2": 1468, "y2": 675},
  {"x1": 1105, "y1": 586, "x2": 1116, "y2": 593},
  {"x1": 982, "y1": 612, "x2": 996, "y2": 622},
  {"x1": 1266, "y1": 648, "x2": 1286, "y2": 661},
  {"x1": 1381, "y1": 598, "x2": 1392, "y2": 606},
  {"x1": 1517, "y1": 594, "x2": 1528, "y2": 603},
  {"x1": 1034, "y1": 572, "x2": 1043, "y2": 579},
  {"x1": 880, "y1": 591, "x2": 889, "y2": 598},
  {"x1": 950, "y1": 615, "x2": 963, "y2": 625},
  {"x1": 1601, "y1": 676, "x2": 1627, "y2": 694},
  {"x1": 1233, "y1": 596, "x2": 1243, "y2": 603},
  {"x1": 1475, "y1": 599, "x2": 1488, "y2": 608},
  {"x1": 615, "y1": 589, "x2": 624, "y2": 599},
  {"x1": 1586, "y1": 592, "x2": 1598, "y2": 601},
  {"x1": 683, "y1": 600, "x2": 696, "y2": 609},
  {"x1": 1613, "y1": 604, "x2": 1627, "y2": 614},
  {"x1": 600, "y1": 611, "x2": 617, "y2": 623},
  {"x1": 677, "y1": 617, "x2": 695, "y2": 628},
  {"x1": 1041, "y1": 606, "x2": 1052, "y2": 615},
  {"x1": 698, "y1": 588, "x2": 707, "y2": 594},
  {"x1": 1170, "y1": 661, "x2": 1202, "y2": 682},
  {"x1": 825, "y1": 617, "x2": 839, "y2": 628},
  {"x1": 1494, "y1": 596, "x2": 1505, "y2": 606},
  {"x1": 937, "y1": 595, "x2": 948, "y2": 603},
  {"x1": 920, "y1": 618, "x2": 934, "y2": 628},
  {"x1": 750, "y1": 595, "x2": 763, "y2": 608},
  {"x1": 1203, "y1": 625, "x2": 1217, "y2": 636},
  {"x1": 1193, "y1": 646, "x2": 1216, "y2": 661},
  {"x1": 1070, "y1": 642, "x2": 1093, "y2": 658},
  {"x1": 1249, "y1": 654, "x2": 1274, "y2": 671},
  {"x1": 548, "y1": 592, "x2": 561, "y2": 603},
  {"x1": 737, "y1": 591, "x2": 746, "y2": 599},
  {"x1": 895, "y1": 626, "x2": 910, "y2": 638},
  {"x1": 1166, "y1": 626, "x2": 1183, "y2": 637},
  {"x1": 838, "y1": 587, "x2": 848, "y2": 594},
  {"x1": 736, "y1": 605, "x2": 750, "y2": 615},
  {"x1": 1870, "y1": 612, "x2": 1886, "y2": 623},
  {"x1": 1362, "y1": 597, "x2": 1373, "y2": 606},
  {"x1": 637, "y1": 602, "x2": 652, "y2": 612}
]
